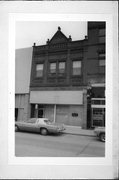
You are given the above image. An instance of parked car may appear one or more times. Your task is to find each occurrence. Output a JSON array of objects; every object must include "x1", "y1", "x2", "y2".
[
  {"x1": 15, "y1": 118, "x2": 65, "y2": 135},
  {"x1": 94, "y1": 127, "x2": 105, "y2": 142}
]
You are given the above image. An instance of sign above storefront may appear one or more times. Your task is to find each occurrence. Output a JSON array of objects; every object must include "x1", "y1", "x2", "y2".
[{"x1": 30, "y1": 90, "x2": 83, "y2": 105}]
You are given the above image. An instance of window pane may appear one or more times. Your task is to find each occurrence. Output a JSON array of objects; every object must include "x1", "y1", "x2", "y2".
[
  {"x1": 59, "y1": 62, "x2": 65, "y2": 73},
  {"x1": 73, "y1": 61, "x2": 81, "y2": 75},
  {"x1": 36, "y1": 64, "x2": 43, "y2": 77},
  {"x1": 99, "y1": 28, "x2": 105, "y2": 36},
  {"x1": 73, "y1": 61, "x2": 81, "y2": 68},
  {"x1": 50, "y1": 62, "x2": 56, "y2": 73},
  {"x1": 99, "y1": 59, "x2": 105, "y2": 66}
]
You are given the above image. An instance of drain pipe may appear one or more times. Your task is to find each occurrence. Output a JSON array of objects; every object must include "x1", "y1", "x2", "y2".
[{"x1": 54, "y1": 104, "x2": 56, "y2": 122}]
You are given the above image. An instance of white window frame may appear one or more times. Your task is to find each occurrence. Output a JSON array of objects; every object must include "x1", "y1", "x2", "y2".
[
  {"x1": 72, "y1": 60, "x2": 82, "y2": 76},
  {"x1": 36, "y1": 64, "x2": 44, "y2": 77},
  {"x1": 58, "y1": 61, "x2": 65, "y2": 74},
  {"x1": 50, "y1": 62, "x2": 56, "y2": 74}
]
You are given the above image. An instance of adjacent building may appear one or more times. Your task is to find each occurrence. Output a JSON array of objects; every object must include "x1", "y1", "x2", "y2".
[
  {"x1": 15, "y1": 47, "x2": 32, "y2": 121},
  {"x1": 15, "y1": 22, "x2": 105, "y2": 129},
  {"x1": 86, "y1": 22, "x2": 105, "y2": 128}
]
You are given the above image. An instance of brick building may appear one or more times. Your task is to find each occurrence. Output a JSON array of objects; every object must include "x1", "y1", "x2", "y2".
[
  {"x1": 29, "y1": 22, "x2": 105, "y2": 128},
  {"x1": 86, "y1": 22, "x2": 105, "y2": 128}
]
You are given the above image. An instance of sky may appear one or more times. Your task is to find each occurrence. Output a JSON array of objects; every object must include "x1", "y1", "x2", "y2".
[{"x1": 15, "y1": 21, "x2": 87, "y2": 49}]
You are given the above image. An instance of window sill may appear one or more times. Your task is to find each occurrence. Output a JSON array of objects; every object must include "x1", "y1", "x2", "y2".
[
  {"x1": 48, "y1": 74, "x2": 56, "y2": 78},
  {"x1": 35, "y1": 77, "x2": 43, "y2": 80},
  {"x1": 71, "y1": 75, "x2": 82, "y2": 78},
  {"x1": 58, "y1": 74, "x2": 66, "y2": 78}
]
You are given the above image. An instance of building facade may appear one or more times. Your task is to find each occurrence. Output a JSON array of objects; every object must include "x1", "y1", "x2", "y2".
[
  {"x1": 15, "y1": 22, "x2": 105, "y2": 129},
  {"x1": 29, "y1": 22, "x2": 105, "y2": 128},
  {"x1": 30, "y1": 26, "x2": 88, "y2": 128}
]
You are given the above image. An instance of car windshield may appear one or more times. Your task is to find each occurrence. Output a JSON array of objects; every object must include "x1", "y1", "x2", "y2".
[{"x1": 44, "y1": 119, "x2": 53, "y2": 124}]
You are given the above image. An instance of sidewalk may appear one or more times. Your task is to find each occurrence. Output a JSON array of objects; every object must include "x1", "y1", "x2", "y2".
[{"x1": 64, "y1": 125, "x2": 95, "y2": 137}]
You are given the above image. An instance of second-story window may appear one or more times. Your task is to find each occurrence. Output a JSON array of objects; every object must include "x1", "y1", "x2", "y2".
[
  {"x1": 99, "y1": 28, "x2": 105, "y2": 43},
  {"x1": 72, "y1": 61, "x2": 82, "y2": 76},
  {"x1": 99, "y1": 59, "x2": 105, "y2": 66},
  {"x1": 99, "y1": 53, "x2": 105, "y2": 67},
  {"x1": 36, "y1": 64, "x2": 44, "y2": 77},
  {"x1": 99, "y1": 28, "x2": 105, "y2": 36},
  {"x1": 58, "y1": 61, "x2": 65, "y2": 74},
  {"x1": 98, "y1": 52, "x2": 105, "y2": 74},
  {"x1": 50, "y1": 62, "x2": 56, "y2": 74}
]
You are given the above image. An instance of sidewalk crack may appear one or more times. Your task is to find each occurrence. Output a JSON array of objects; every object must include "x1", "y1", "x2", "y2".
[{"x1": 76, "y1": 141, "x2": 91, "y2": 156}]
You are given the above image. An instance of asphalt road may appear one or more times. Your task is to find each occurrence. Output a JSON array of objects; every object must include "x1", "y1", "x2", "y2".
[{"x1": 15, "y1": 132, "x2": 105, "y2": 157}]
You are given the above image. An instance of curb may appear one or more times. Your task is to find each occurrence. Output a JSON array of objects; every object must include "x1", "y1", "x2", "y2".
[{"x1": 63, "y1": 131, "x2": 95, "y2": 137}]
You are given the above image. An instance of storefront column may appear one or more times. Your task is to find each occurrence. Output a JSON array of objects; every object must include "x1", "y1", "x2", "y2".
[
  {"x1": 54, "y1": 104, "x2": 56, "y2": 122},
  {"x1": 82, "y1": 90, "x2": 87, "y2": 129},
  {"x1": 35, "y1": 104, "x2": 38, "y2": 118}
]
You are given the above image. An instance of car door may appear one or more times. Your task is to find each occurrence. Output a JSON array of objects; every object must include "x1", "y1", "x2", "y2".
[{"x1": 23, "y1": 118, "x2": 38, "y2": 132}]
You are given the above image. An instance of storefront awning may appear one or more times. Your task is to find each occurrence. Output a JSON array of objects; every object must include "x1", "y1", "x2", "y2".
[{"x1": 30, "y1": 90, "x2": 83, "y2": 105}]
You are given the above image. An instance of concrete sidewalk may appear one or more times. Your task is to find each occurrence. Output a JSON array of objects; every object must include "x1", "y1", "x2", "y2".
[{"x1": 64, "y1": 125, "x2": 95, "y2": 137}]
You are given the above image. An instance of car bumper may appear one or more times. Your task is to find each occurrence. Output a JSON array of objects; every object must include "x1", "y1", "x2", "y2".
[
  {"x1": 94, "y1": 131, "x2": 100, "y2": 137},
  {"x1": 49, "y1": 128, "x2": 66, "y2": 133}
]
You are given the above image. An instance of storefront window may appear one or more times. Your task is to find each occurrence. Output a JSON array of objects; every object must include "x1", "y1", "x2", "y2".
[{"x1": 92, "y1": 108, "x2": 105, "y2": 127}]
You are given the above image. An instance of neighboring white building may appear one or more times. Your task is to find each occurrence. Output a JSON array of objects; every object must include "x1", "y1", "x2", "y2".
[{"x1": 15, "y1": 47, "x2": 32, "y2": 121}]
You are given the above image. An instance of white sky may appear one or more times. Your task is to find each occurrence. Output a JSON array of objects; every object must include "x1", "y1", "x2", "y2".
[{"x1": 15, "y1": 21, "x2": 87, "y2": 49}]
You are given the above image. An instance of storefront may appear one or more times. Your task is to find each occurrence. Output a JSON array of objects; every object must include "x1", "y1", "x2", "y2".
[{"x1": 30, "y1": 90, "x2": 87, "y2": 128}]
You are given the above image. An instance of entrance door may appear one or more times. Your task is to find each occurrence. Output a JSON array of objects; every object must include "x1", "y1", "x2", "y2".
[
  {"x1": 15, "y1": 108, "x2": 18, "y2": 121},
  {"x1": 38, "y1": 108, "x2": 44, "y2": 118}
]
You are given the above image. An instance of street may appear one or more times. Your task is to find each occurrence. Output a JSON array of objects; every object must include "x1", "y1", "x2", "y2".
[{"x1": 15, "y1": 132, "x2": 105, "y2": 157}]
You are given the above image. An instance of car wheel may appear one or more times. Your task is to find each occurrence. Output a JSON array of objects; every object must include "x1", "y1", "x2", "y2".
[
  {"x1": 40, "y1": 128, "x2": 48, "y2": 135},
  {"x1": 99, "y1": 133, "x2": 105, "y2": 142},
  {"x1": 15, "y1": 125, "x2": 19, "y2": 132}
]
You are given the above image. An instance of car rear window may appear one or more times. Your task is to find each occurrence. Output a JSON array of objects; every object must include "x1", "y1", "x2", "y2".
[{"x1": 44, "y1": 119, "x2": 52, "y2": 124}]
